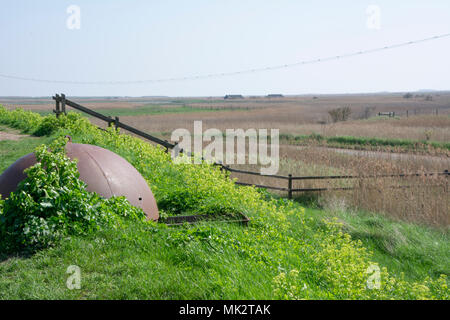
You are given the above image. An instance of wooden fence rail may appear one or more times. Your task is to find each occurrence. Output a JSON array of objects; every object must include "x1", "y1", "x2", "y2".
[{"x1": 52, "y1": 94, "x2": 449, "y2": 199}]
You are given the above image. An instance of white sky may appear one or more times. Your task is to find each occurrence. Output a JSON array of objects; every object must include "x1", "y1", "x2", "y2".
[{"x1": 0, "y1": 0, "x2": 449, "y2": 96}]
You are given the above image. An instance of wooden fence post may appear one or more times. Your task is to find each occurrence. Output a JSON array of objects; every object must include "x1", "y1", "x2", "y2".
[
  {"x1": 54, "y1": 94, "x2": 61, "y2": 118},
  {"x1": 164, "y1": 140, "x2": 169, "y2": 153},
  {"x1": 444, "y1": 170, "x2": 449, "y2": 194},
  {"x1": 288, "y1": 174, "x2": 292, "y2": 199},
  {"x1": 114, "y1": 116, "x2": 119, "y2": 130},
  {"x1": 406, "y1": 110, "x2": 408, "y2": 118},
  {"x1": 61, "y1": 93, "x2": 66, "y2": 115}
]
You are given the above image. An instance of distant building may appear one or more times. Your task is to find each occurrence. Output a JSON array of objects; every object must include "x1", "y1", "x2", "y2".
[
  {"x1": 267, "y1": 94, "x2": 284, "y2": 98},
  {"x1": 224, "y1": 94, "x2": 244, "y2": 99}
]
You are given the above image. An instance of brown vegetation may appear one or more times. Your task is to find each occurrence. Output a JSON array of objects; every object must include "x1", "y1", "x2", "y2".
[{"x1": 228, "y1": 146, "x2": 449, "y2": 227}]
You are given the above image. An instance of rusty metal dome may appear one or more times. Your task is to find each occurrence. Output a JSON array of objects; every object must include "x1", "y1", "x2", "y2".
[{"x1": 0, "y1": 141, "x2": 159, "y2": 221}]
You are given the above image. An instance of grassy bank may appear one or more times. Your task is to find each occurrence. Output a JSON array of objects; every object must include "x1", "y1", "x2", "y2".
[
  {"x1": 302, "y1": 205, "x2": 449, "y2": 282},
  {"x1": 0, "y1": 106, "x2": 448, "y2": 299},
  {"x1": 0, "y1": 133, "x2": 54, "y2": 173},
  {"x1": 2, "y1": 128, "x2": 447, "y2": 284}
]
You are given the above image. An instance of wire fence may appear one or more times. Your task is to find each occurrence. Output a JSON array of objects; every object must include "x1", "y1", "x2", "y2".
[
  {"x1": 4, "y1": 33, "x2": 450, "y2": 85},
  {"x1": 52, "y1": 94, "x2": 450, "y2": 199}
]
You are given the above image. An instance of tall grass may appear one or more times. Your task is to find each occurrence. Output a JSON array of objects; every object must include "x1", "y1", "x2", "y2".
[
  {"x1": 279, "y1": 133, "x2": 450, "y2": 153},
  {"x1": 229, "y1": 146, "x2": 449, "y2": 227}
]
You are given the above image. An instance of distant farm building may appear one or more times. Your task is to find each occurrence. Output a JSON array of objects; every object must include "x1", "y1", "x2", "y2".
[
  {"x1": 267, "y1": 94, "x2": 284, "y2": 98},
  {"x1": 378, "y1": 112, "x2": 396, "y2": 117},
  {"x1": 224, "y1": 94, "x2": 244, "y2": 99}
]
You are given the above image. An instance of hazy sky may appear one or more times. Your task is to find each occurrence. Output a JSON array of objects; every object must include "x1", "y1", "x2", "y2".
[{"x1": 0, "y1": 0, "x2": 449, "y2": 96}]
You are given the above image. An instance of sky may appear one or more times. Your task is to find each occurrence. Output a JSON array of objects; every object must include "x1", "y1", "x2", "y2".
[{"x1": 0, "y1": 0, "x2": 449, "y2": 97}]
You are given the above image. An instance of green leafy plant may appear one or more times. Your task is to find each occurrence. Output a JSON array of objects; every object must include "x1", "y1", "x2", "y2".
[{"x1": 0, "y1": 137, "x2": 146, "y2": 252}]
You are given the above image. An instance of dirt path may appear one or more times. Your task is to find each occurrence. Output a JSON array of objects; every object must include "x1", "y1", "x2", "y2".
[
  {"x1": 0, "y1": 131, "x2": 25, "y2": 141},
  {"x1": 0, "y1": 126, "x2": 28, "y2": 141}
]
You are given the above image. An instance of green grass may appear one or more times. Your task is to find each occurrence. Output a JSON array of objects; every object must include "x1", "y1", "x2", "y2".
[
  {"x1": 302, "y1": 206, "x2": 450, "y2": 282},
  {"x1": 29, "y1": 104, "x2": 243, "y2": 117},
  {"x1": 280, "y1": 133, "x2": 450, "y2": 152},
  {"x1": 169, "y1": 99, "x2": 226, "y2": 104},
  {"x1": 1, "y1": 132, "x2": 448, "y2": 298},
  {"x1": 0, "y1": 107, "x2": 449, "y2": 299},
  {"x1": 0, "y1": 219, "x2": 292, "y2": 299},
  {"x1": 1, "y1": 202, "x2": 447, "y2": 298},
  {"x1": 98, "y1": 105, "x2": 241, "y2": 116},
  {"x1": 0, "y1": 129, "x2": 54, "y2": 173},
  {"x1": 2, "y1": 125, "x2": 446, "y2": 286}
]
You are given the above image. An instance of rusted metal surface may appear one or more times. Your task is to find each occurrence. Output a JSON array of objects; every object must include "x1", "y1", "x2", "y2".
[
  {"x1": 0, "y1": 153, "x2": 36, "y2": 198},
  {"x1": 0, "y1": 142, "x2": 159, "y2": 221}
]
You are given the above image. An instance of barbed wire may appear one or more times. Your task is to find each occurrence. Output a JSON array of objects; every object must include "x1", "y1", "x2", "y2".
[{"x1": 0, "y1": 33, "x2": 449, "y2": 85}]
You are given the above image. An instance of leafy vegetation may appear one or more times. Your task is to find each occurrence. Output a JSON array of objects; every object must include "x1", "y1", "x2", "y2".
[
  {"x1": 0, "y1": 137, "x2": 146, "y2": 252},
  {"x1": 0, "y1": 106, "x2": 448, "y2": 299}
]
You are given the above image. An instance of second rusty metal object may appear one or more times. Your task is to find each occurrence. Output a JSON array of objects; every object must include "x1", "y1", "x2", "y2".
[{"x1": 0, "y1": 141, "x2": 159, "y2": 221}]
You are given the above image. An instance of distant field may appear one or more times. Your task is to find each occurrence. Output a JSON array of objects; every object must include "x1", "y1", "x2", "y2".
[
  {"x1": 31, "y1": 104, "x2": 246, "y2": 117},
  {"x1": 2, "y1": 92, "x2": 450, "y2": 144}
]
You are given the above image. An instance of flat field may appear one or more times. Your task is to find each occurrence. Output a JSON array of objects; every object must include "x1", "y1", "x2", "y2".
[
  {"x1": 2, "y1": 93, "x2": 450, "y2": 141},
  {"x1": 2, "y1": 93, "x2": 449, "y2": 226}
]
